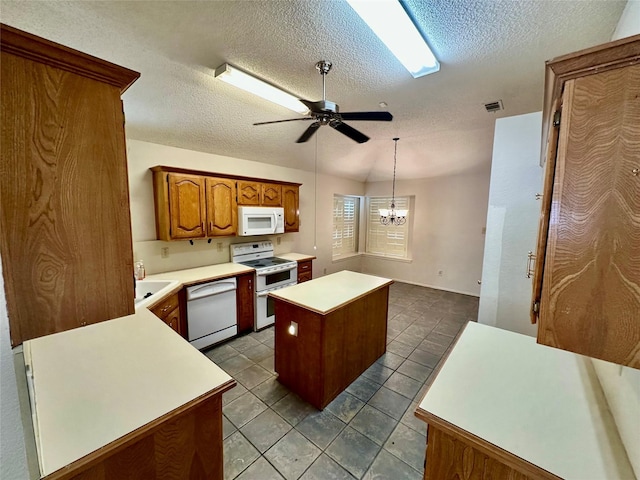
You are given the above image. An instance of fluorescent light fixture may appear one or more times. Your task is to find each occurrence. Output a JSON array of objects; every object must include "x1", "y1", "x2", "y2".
[
  {"x1": 345, "y1": 0, "x2": 439, "y2": 78},
  {"x1": 214, "y1": 63, "x2": 309, "y2": 114}
]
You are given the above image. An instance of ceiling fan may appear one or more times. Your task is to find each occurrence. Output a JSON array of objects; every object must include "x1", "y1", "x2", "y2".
[{"x1": 253, "y1": 60, "x2": 393, "y2": 144}]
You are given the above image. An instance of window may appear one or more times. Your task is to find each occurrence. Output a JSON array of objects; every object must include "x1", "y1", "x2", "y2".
[
  {"x1": 333, "y1": 195, "x2": 359, "y2": 258},
  {"x1": 366, "y1": 196, "x2": 411, "y2": 259}
]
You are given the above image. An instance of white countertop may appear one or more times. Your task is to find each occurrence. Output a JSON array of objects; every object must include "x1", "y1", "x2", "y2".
[
  {"x1": 23, "y1": 308, "x2": 234, "y2": 477},
  {"x1": 146, "y1": 262, "x2": 254, "y2": 286},
  {"x1": 269, "y1": 270, "x2": 392, "y2": 314},
  {"x1": 417, "y1": 322, "x2": 634, "y2": 480},
  {"x1": 277, "y1": 252, "x2": 317, "y2": 262}
]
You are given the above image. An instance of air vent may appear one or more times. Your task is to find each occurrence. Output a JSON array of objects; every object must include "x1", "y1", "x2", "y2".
[{"x1": 484, "y1": 100, "x2": 503, "y2": 113}]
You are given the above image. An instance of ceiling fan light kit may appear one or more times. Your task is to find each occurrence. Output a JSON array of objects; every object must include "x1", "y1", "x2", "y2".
[
  {"x1": 346, "y1": 0, "x2": 439, "y2": 78},
  {"x1": 214, "y1": 63, "x2": 310, "y2": 115},
  {"x1": 380, "y1": 137, "x2": 408, "y2": 226},
  {"x1": 253, "y1": 60, "x2": 393, "y2": 144}
]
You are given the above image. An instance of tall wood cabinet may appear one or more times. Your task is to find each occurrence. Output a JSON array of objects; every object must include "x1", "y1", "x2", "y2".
[
  {"x1": 283, "y1": 185, "x2": 300, "y2": 232},
  {"x1": 531, "y1": 34, "x2": 640, "y2": 368},
  {"x1": 0, "y1": 24, "x2": 140, "y2": 346}
]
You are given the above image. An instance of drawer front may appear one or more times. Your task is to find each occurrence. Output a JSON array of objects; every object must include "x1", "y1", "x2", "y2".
[
  {"x1": 298, "y1": 260, "x2": 312, "y2": 273},
  {"x1": 150, "y1": 293, "x2": 179, "y2": 320},
  {"x1": 298, "y1": 271, "x2": 312, "y2": 283}
]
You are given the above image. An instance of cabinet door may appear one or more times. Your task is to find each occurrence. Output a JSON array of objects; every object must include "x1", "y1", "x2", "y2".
[
  {"x1": 168, "y1": 173, "x2": 206, "y2": 239},
  {"x1": 164, "y1": 307, "x2": 181, "y2": 335},
  {"x1": 262, "y1": 183, "x2": 282, "y2": 206},
  {"x1": 283, "y1": 185, "x2": 300, "y2": 232},
  {"x1": 538, "y1": 65, "x2": 640, "y2": 368},
  {"x1": 237, "y1": 181, "x2": 261, "y2": 205},
  {"x1": 236, "y1": 273, "x2": 255, "y2": 334},
  {"x1": 206, "y1": 177, "x2": 237, "y2": 236}
]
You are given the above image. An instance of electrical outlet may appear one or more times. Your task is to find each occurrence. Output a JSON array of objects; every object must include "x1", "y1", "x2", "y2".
[
  {"x1": 217, "y1": 242, "x2": 223, "y2": 252},
  {"x1": 437, "y1": 270, "x2": 444, "y2": 276},
  {"x1": 277, "y1": 237, "x2": 281, "y2": 245},
  {"x1": 482, "y1": 227, "x2": 487, "y2": 235},
  {"x1": 323, "y1": 268, "x2": 327, "y2": 275},
  {"x1": 160, "y1": 247, "x2": 169, "y2": 258}
]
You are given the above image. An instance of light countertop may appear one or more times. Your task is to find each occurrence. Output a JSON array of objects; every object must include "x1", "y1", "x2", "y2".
[
  {"x1": 23, "y1": 308, "x2": 235, "y2": 477},
  {"x1": 416, "y1": 322, "x2": 634, "y2": 479},
  {"x1": 268, "y1": 270, "x2": 392, "y2": 314},
  {"x1": 145, "y1": 262, "x2": 254, "y2": 286},
  {"x1": 277, "y1": 252, "x2": 317, "y2": 262}
]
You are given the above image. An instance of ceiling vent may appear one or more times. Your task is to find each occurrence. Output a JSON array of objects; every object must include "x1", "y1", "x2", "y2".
[{"x1": 484, "y1": 100, "x2": 504, "y2": 113}]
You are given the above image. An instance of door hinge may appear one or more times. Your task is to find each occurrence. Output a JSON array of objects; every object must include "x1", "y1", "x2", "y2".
[
  {"x1": 532, "y1": 300, "x2": 540, "y2": 313},
  {"x1": 553, "y1": 110, "x2": 561, "y2": 127}
]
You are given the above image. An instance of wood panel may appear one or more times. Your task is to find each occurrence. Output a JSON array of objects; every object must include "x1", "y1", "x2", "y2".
[
  {"x1": 261, "y1": 183, "x2": 282, "y2": 206},
  {"x1": 0, "y1": 32, "x2": 137, "y2": 346},
  {"x1": 424, "y1": 427, "x2": 536, "y2": 480},
  {"x1": 45, "y1": 393, "x2": 226, "y2": 480},
  {"x1": 539, "y1": 65, "x2": 640, "y2": 367},
  {"x1": 274, "y1": 285, "x2": 389, "y2": 409},
  {"x1": 236, "y1": 272, "x2": 255, "y2": 334},
  {"x1": 283, "y1": 185, "x2": 300, "y2": 232},
  {"x1": 168, "y1": 173, "x2": 206, "y2": 239},
  {"x1": 206, "y1": 177, "x2": 237, "y2": 236},
  {"x1": 237, "y1": 181, "x2": 261, "y2": 205}
]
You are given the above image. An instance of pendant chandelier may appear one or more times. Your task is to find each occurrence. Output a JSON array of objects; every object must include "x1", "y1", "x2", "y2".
[{"x1": 379, "y1": 137, "x2": 408, "y2": 225}]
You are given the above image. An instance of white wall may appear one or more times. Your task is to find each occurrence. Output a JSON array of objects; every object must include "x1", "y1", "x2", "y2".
[
  {"x1": 363, "y1": 170, "x2": 490, "y2": 297},
  {"x1": 127, "y1": 140, "x2": 365, "y2": 279},
  {"x1": 477, "y1": 112, "x2": 542, "y2": 336},
  {"x1": 0, "y1": 260, "x2": 29, "y2": 480}
]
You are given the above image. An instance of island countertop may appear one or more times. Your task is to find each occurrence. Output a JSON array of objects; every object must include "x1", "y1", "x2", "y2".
[
  {"x1": 416, "y1": 322, "x2": 634, "y2": 479},
  {"x1": 23, "y1": 308, "x2": 235, "y2": 477},
  {"x1": 268, "y1": 270, "x2": 392, "y2": 315}
]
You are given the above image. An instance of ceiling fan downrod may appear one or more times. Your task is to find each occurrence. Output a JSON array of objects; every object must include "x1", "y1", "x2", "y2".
[{"x1": 316, "y1": 60, "x2": 332, "y2": 102}]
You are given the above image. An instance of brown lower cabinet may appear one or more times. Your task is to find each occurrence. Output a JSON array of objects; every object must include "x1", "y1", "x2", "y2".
[
  {"x1": 422, "y1": 426, "x2": 547, "y2": 480},
  {"x1": 236, "y1": 272, "x2": 255, "y2": 334},
  {"x1": 149, "y1": 291, "x2": 185, "y2": 336},
  {"x1": 297, "y1": 260, "x2": 313, "y2": 283}
]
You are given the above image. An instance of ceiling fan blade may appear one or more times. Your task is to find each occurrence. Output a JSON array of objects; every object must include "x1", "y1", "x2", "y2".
[
  {"x1": 339, "y1": 112, "x2": 393, "y2": 121},
  {"x1": 329, "y1": 120, "x2": 369, "y2": 144},
  {"x1": 253, "y1": 117, "x2": 312, "y2": 126},
  {"x1": 296, "y1": 122, "x2": 321, "y2": 143}
]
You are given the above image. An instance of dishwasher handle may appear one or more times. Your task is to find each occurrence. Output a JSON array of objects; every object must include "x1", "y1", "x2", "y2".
[{"x1": 187, "y1": 279, "x2": 237, "y2": 301}]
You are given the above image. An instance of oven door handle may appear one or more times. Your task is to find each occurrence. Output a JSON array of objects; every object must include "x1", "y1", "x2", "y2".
[
  {"x1": 255, "y1": 264, "x2": 297, "y2": 276},
  {"x1": 256, "y1": 290, "x2": 271, "y2": 298}
]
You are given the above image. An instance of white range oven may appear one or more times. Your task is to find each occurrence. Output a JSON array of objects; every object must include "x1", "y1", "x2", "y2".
[{"x1": 231, "y1": 241, "x2": 297, "y2": 330}]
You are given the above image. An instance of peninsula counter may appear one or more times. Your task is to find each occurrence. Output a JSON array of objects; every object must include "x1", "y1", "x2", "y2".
[{"x1": 269, "y1": 270, "x2": 392, "y2": 409}]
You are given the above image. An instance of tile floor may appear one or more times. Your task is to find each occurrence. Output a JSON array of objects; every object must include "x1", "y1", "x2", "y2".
[{"x1": 203, "y1": 281, "x2": 479, "y2": 480}]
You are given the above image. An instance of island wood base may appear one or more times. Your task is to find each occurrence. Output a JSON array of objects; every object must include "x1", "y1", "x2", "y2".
[{"x1": 273, "y1": 285, "x2": 389, "y2": 410}]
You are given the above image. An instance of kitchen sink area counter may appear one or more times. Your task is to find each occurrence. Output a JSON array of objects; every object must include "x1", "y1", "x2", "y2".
[
  {"x1": 144, "y1": 262, "x2": 254, "y2": 288},
  {"x1": 22, "y1": 308, "x2": 236, "y2": 479}
]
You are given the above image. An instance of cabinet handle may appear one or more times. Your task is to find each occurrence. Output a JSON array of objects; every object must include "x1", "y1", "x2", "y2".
[
  {"x1": 526, "y1": 251, "x2": 536, "y2": 279},
  {"x1": 535, "y1": 193, "x2": 542, "y2": 200}
]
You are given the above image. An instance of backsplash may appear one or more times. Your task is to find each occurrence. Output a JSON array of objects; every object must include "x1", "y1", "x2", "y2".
[{"x1": 133, "y1": 235, "x2": 297, "y2": 275}]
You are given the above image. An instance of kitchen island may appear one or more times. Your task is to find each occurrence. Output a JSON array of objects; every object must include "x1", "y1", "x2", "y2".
[
  {"x1": 415, "y1": 322, "x2": 634, "y2": 480},
  {"x1": 21, "y1": 308, "x2": 235, "y2": 479},
  {"x1": 269, "y1": 270, "x2": 392, "y2": 409}
]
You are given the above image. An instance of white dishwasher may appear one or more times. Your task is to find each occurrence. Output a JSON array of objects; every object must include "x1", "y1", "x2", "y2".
[{"x1": 186, "y1": 278, "x2": 237, "y2": 349}]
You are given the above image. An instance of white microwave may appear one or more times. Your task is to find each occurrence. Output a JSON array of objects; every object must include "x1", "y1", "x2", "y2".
[{"x1": 238, "y1": 206, "x2": 285, "y2": 236}]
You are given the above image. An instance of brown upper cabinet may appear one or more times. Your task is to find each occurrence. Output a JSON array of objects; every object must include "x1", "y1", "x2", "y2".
[
  {"x1": 237, "y1": 181, "x2": 283, "y2": 207},
  {"x1": 0, "y1": 24, "x2": 139, "y2": 346},
  {"x1": 283, "y1": 185, "x2": 300, "y2": 232},
  {"x1": 152, "y1": 166, "x2": 301, "y2": 240},
  {"x1": 153, "y1": 170, "x2": 237, "y2": 240},
  {"x1": 531, "y1": 34, "x2": 640, "y2": 368}
]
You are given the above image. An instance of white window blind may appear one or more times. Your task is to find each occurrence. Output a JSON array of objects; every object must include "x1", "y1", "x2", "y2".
[
  {"x1": 366, "y1": 196, "x2": 410, "y2": 258},
  {"x1": 333, "y1": 195, "x2": 359, "y2": 257}
]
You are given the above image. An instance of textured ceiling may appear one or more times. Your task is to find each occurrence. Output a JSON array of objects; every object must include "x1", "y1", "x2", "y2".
[{"x1": 0, "y1": 0, "x2": 626, "y2": 181}]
